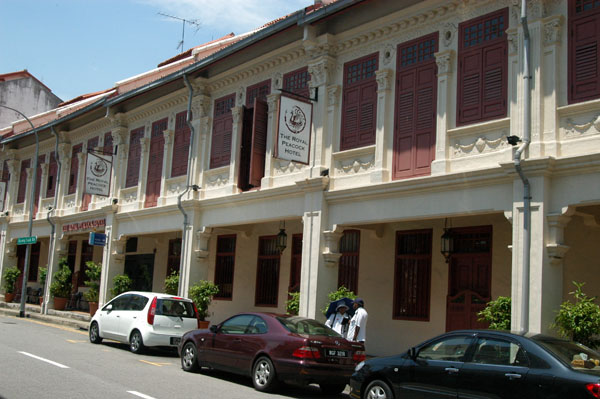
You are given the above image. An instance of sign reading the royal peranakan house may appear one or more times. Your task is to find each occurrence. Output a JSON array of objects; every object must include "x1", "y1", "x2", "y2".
[
  {"x1": 276, "y1": 95, "x2": 312, "y2": 165},
  {"x1": 63, "y1": 219, "x2": 105, "y2": 233},
  {"x1": 85, "y1": 151, "x2": 112, "y2": 197}
]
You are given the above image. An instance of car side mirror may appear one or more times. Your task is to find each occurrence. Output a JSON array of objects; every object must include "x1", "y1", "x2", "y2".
[
  {"x1": 409, "y1": 347, "x2": 417, "y2": 360},
  {"x1": 209, "y1": 325, "x2": 218, "y2": 333},
  {"x1": 106, "y1": 304, "x2": 113, "y2": 312}
]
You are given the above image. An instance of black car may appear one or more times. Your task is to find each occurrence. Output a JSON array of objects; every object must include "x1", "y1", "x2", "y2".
[{"x1": 349, "y1": 330, "x2": 600, "y2": 399}]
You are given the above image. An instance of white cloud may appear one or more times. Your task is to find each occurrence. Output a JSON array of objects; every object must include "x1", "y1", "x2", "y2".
[{"x1": 139, "y1": 0, "x2": 309, "y2": 36}]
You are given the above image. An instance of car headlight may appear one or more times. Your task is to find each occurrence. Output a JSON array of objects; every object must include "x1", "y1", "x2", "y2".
[{"x1": 354, "y1": 361, "x2": 365, "y2": 372}]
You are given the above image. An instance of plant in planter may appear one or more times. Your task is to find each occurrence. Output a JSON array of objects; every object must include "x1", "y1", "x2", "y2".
[
  {"x1": 38, "y1": 266, "x2": 48, "y2": 304},
  {"x1": 553, "y1": 281, "x2": 600, "y2": 349},
  {"x1": 286, "y1": 291, "x2": 300, "y2": 315},
  {"x1": 477, "y1": 296, "x2": 511, "y2": 330},
  {"x1": 188, "y1": 280, "x2": 219, "y2": 327},
  {"x1": 49, "y1": 259, "x2": 72, "y2": 311},
  {"x1": 83, "y1": 261, "x2": 102, "y2": 315},
  {"x1": 164, "y1": 270, "x2": 179, "y2": 296},
  {"x1": 110, "y1": 274, "x2": 132, "y2": 298},
  {"x1": 2, "y1": 266, "x2": 21, "y2": 303}
]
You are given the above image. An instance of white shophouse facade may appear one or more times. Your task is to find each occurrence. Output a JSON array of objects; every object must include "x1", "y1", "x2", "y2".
[{"x1": 1, "y1": 0, "x2": 600, "y2": 356}]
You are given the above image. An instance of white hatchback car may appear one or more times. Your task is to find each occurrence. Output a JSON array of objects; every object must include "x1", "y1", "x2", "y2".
[{"x1": 89, "y1": 291, "x2": 199, "y2": 354}]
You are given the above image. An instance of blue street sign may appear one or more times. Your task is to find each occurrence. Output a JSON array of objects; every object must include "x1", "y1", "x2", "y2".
[{"x1": 89, "y1": 232, "x2": 107, "y2": 247}]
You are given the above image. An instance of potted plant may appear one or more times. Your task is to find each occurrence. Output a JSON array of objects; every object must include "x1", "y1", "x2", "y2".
[
  {"x1": 83, "y1": 261, "x2": 101, "y2": 315},
  {"x1": 49, "y1": 258, "x2": 72, "y2": 310},
  {"x1": 110, "y1": 274, "x2": 132, "y2": 298},
  {"x1": 2, "y1": 266, "x2": 21, "y2": 303},
  {"x1": 553, "y1": 281, "x2": 600, "y2": 348},
  {"x1": 286, "y1": 291, "x2": 300, "y2": 315},
  {"x1": 164, "y1": 270, "x2": 179, "y2": 295},
  {"x1": 188, "y1": 280, "x2": 219, "y2": 328},
  {"x1": 477, "y1": 296, "x2": 511, "y2": 330},
  {"x1": 39, "y1": 266, "x2": 47, "y2": 305}
]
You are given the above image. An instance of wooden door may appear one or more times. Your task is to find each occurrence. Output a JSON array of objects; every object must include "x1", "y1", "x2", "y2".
[
  {"x1": 248, "y1": 98, "x2": 268, "y2": 188},
  {"x1": 145, "y1": 119, "x2": 166, "y2": 207}
]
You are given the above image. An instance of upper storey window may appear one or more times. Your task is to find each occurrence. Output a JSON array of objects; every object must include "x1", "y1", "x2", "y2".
[
  {"x1": 283, "y1": 66, "x2": 310, "y2": 99},
  {"x1": 172, "y1": 111, "x2": 190, "y2": 177},
  {"x1": 125, "y1": 127, "x2": 144, "y2": 188},
  {"x1": 457, "y1": 8, "x2": 508, "y2": 126},
  {"x1": 340, "y1": 53, "x2": 378, "y2": 151},
  {"x1": 210, "y1": 94, "x2": 235, "y2": 169},
  {"x1": 569, "y1": 0, "x2": 600, "y2": 103}
]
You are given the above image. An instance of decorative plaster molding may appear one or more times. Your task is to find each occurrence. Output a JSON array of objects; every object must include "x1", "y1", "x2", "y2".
[
  {"x1": 375, "y1": 69, "x2": 393, "y2": 91},
  {"x1": 323, "y1": 225, "x2": 344, "y2": 265},
  {"x1": 206, "y1": 172, "x2": 229, "y2": 188},
  {"x1": 327, "y1": 85, "x2": 341, "y2": 107},
  {"x1": 167, "y1": 181, "x2": 186, "y2": 195},
  {"x1": 336, "y1": 155, "x2": 375, "y2": 175},
  {"x1": 565, "y1": 115, "x2": 600, "y2": 137},
  {"x1": 192, "y1": 94, "x2": 211, "y2": 118},
  {"x1": 122, "y1": 191, "x2": 137, "y2": 204},
  {"x1": 506, "y1": 28, "x2": 519, "y2": 56},
  {"x1": 140, "y1": 137, "x2": 150, "y2": 153},
  {"x1": 127, "y1": 95, "x2": 188, "y2": 125},
  {"x1": 382, "y1": 43, "x2": 395, "y2": 66},
  {"x1": 231, "y1": 106, "x2": 243, "y2": 124},
  {"x1": 435, "y1": 50, "x2": 454, "y2": 75},
  {"x1": 163, "y1": 129, "x2": 174, "y2": 145},
  {"x1": 442, "y1": 22, "x2": 457, "y2": 48},
  {"x1": 308, "y1": 56, "x2": 337, "y2": 87},
  {"x1": 452, "y1": 134, "x2": 509, "y2": 158},
  {"x1": 274, "y1": 159, "x2": 305, "y2": 175},
  {"x1": 543, "y1": 15, "x2": 563, "y2": 46},
  {"x1": 267, "y1": 93, "x2": 280, "y2": 114}
]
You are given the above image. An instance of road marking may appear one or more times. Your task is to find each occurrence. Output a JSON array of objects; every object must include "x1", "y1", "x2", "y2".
[
  {"x1": 139, "y1": 359, "x2": 171, "y2": 367},
  {"x1": 18, "y1": 317, "x2": 88, "y2": 336},
  {"x1": 127, "y1": 391, "x2": 157, "y2": 399},
  {"x1": 19, "y1": 351, "x2": 69, "y2": 368},
  {"x1": 66, "y1": 339, "x2": 86, "y2": 343}
]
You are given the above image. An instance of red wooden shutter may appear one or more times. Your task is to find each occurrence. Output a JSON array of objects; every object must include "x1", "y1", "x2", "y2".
[
  {"x1": 341, "y1": 53, "x2": 378, "y2": 151},
  {"x1": 210, "y1": 94, "x2": 235, "y2": 169},
  {"x1": 255, "y1": 236, "x2": 280, "y2": 307},
  {"x1": 283, "y1": 67, "x2": 310, "y2": 98},
  {"x1": 81, "y1": 136, "x2": 99, "y2": 211},
  {"x1": 103, "y1": 131, "x2": 113, "y2": 154},
  {"x1": 125, "y1": 127, "x2": 144, "y2": 188},
  {"x1": 338, "y1": 230, "x2": 360, "y2": 293},
  {"x1": 238, "y1": 106, "x2": 253, "y2": 191},
  {"x1": 214, "y1": 235, "x2": 236, "y2": 299},
  {"x1": 145, "y1": 118, "x2": 167, "y2": 207},
  {"x1": 33, "y1": 155, "x2": 45, "y2": 217},
  {"x1": 249, "y1": 98, "x2": 268, "y2": 188},
  {"x1": 569, "y1": 0, "x2": 600, "y2": 103},
  {"x1": 17, "y1": 159, "x2": 30, "y2": 203},
  {"x1": 68, "y1": 144, "x2": 82, "y2": 195},
  {"x1": 457, "y1": 8, "x2": 508, "y2": 126},
  {"x1": 394, "y1": 34, "x2": 438, "y2": 179},
  {"x1": 46, "y1": 152, "x2": 58, "y2": 198},
  {"x1": 171, "y1": 111, "x2": 190, "y2": 177}
]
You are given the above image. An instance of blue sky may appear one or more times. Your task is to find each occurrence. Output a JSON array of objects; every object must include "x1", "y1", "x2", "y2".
[{"x1": 0, "y1": 0, "x2": 308, "y2": 102}]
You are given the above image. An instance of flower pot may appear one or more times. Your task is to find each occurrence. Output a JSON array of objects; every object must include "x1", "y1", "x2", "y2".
[
  {"x1": 4, "y1": 292, "x2": 15, "y2": 303},
  {"x1": 53, "y1": 297, "x2": 68, "y2": 310},
  {"x1": 198, "y1": 320, "x2": 210, "y2": 329},
  {"x1": 88, "y1": 302, "x2": 98, "y2": 316}
]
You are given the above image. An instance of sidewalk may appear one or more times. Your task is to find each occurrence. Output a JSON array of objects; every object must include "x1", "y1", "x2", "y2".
[{"x1": 0, "y1": 300, "x2": 91, "y2": 331}]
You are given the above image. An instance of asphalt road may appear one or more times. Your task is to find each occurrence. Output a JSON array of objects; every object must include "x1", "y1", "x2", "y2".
[{"x1": 0, "y1": 315, "x2": 351, "y2": 399}]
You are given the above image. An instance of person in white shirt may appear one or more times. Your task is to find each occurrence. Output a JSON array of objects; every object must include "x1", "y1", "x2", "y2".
[
  {"x1": 347, "y1": 298, "x2": 368, "y2": 343},
  {"x1": 325, "y1": 303, "x2": 350, "y2": 336}
]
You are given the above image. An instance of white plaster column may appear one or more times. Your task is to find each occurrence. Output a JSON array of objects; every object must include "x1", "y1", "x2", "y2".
[
  {"x1": 540, "y1": 15, "x2": 563, "y2": 158},
  {"x1": 5, "y1": 158, "x2": 19, "y2": 213},
  {"x1": 180, "y1": 226, "x2": 212, "y2": 297},
  {"x1": 23, "y1": 167, "x2": 34, "y2": 219},
  {"x1": 261, "y1": 92, "x2": 280, "y2": 188},
  {"x1": 138, "y1": 134, "x2": 151, "y2": 208},
  {"x1": 104, "y1": 233, "x2": 127, "y2": 304},
  {"x1": 227, "y1": 106, "x2": 244, "y2": 194},
  {"x1": 159, "y1": 128, "x2": 174, "y2": 206},
  {"x1": 371, "y1": 68, "x2": 393, "y2": 183},
  {"x1": 111, "y1": 127, "x2": 128, "y2": 201},
  {"x1": 190, "y1": 93, "x2": 211, "y2": 185},
  {"x1": 75, "y1": 152, "x2": 85, "y2": 209},
  {"x1": 524, "y1": 17, "x2": 544, "y2": 159},
  {"x1": 56, "y1": 141, "x2": 71, "y2": 212},
  {"x1": 38, "y1": 162, "x2": 49, "y2": 216},
  {"x1": 431, "y1": 50, "x2": 454, "y2": 175}
]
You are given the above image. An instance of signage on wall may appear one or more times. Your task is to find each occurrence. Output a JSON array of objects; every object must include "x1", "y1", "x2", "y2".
[
  {"x1": 63, "y1": 219, "x2": 106, "y2": 233},
  {"x1": 89, "y1": 232, "x2": 107, "y2": 247},
  {"x1": 85, "y1": 150, "x2": 112, "y2": 197},
  {"x1": 276, "y1": 95, "x2": 312, "y2": 165},
  {"x1": 0, "y1": 181, "x2": 5, "y2": 211}
]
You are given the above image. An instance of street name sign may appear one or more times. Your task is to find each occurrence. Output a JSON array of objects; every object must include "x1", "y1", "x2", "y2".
[{"x1": 17, "y1": 236, "x2": 37, "y2": 245}]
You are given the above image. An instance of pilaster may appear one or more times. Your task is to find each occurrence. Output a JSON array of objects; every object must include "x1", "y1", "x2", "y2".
[
  {"x1": 540, "y1": 15, "x2": 563, "y2": 157},
  {"x1": 5, "y1": 158, "x2": 19, "y2": 212},
  {"x1": 38, "y1": 162, "x2": 49, "y2": 216},
  {"x1": 159, "y1": 129, "x2": 174, "y2": 206},
  {"x1": 138, "y1": 136, "x2": 150, "y2": 208},
  {"x1": 431, "y1": 50, "x2": 454, "y2": 175},
  {"x1": 261, "y1": 93, "x2": 280, "y2": 188},
  {"x1": 371, "y1": 68, "x2": 393, "y2": 183},
  {"x1": 111, "y1": 126, "x2": 128, "y2": 201},
  {"x1": 56, "y1": 141, "x2": 71, "y2": 213},
  {"x1": 23, "y1": 167, "x2": 34, "y2": 219},
  {"x1": 226, "y1": 106, "x2": 244, "y2": 194}
]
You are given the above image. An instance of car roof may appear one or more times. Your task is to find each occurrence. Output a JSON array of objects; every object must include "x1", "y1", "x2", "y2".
[
  {"x1": 444, "y1": 329, "x2": 568, "y2": 342},
  {"x1": 116, "y1": 291, "x2": 192, "y2": 301}
]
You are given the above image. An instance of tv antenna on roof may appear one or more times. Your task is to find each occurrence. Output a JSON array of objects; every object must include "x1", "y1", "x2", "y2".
[{"x1": 158, "y1": 12, "x2": 202, "y2": 53}]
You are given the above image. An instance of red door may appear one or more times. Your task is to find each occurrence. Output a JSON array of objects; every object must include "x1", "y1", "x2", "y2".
[
  {"x1": 249, "y1": 98, "x2": 268, "y2": 188},
  {"x1": 446, "y1": 226, "x2": 492, "y2": 332},
  {"x1": 393, "y1": 33, "x2": 438, "y2": 179},
  {"x1": 145, "y1": 119, "x2": 167, "y2": 207}
]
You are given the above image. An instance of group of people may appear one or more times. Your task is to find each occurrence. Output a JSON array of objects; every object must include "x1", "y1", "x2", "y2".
[{"x1": 325, "y1": 298, "x2": 368, "y2": 343}]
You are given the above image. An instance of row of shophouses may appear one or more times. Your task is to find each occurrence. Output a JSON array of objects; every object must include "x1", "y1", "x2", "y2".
[{"x1": 1, "y1": 0, "x2": 600, "y2": 355}]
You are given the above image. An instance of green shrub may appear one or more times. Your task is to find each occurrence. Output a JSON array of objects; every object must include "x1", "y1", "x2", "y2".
[
  {"x1": 111, "y1": 274, "x2": 132, "y2": 298},
  {"x1": 83, "y1": 261, "x2": 102, "y2": 302},
  {"x1": 49, "y1": 259, "x2": 72, "y2": 299},
  {"x1": 477, "y1": 296, "x2": 511, "y2": 330},
  {"x1": 2, "y1": 266, "x2": 21, "y2": 294},
  {"x1": 553, "y1": 281, "x2": 600, "y2": 348},
  {"x1": 39, "y1": 267, "x2": 48, "y2": 290},
  {"x1": 322, "y1": 286, "x2": 357, "y2": 316},
  {"x1": 286, "y1": 292, "x2": 300, "y2": 315},
  {"x1": 188, "y1": 280, "x2": 219, "y2": 321},
  {"x1": 164, "y1": 270, "x2": 179, "y2": 296}
]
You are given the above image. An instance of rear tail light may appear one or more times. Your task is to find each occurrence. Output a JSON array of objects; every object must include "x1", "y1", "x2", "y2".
[
  {"x1": 293, "y1": 346, "x2": 321, "y2": 359},
  {"x1": 147, "y1": 296, "x2": 157, "y2": 325},
  {"x1": 353, "y1": 350, "x2": 366, "y2": 362},
  {"x1": 192, "y1": 303, "x2": 201, "y2": 329},
  {"x1": 587, "y1": 383, "x2": 600, "y2": 398}
]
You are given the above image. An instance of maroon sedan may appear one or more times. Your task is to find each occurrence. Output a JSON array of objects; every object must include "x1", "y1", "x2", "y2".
[{"x1": 178, "y1": 312, "x2": 366, "y2": 394}]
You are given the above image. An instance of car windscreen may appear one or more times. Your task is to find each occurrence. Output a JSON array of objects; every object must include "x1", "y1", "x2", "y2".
[
  {"x1": 536, "y1": 338, "x2": 600, "y2": 371},
  {"x1": 277, "y1": 316, "x2": 342, "y2": 337},
  {"x1": 156, "y1": 299, "x2": 196, "y2": 318}
]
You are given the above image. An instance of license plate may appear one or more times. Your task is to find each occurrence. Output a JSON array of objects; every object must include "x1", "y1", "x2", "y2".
[
  {"x1": 327, "y1": 349, "x2": 347, "y2": 357},
  {"x1": 170, "y1": 337, "x2": 181, "y2": 345}
]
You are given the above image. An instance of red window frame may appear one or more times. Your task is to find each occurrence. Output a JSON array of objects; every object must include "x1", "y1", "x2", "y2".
[
  {"x1": 68, "y1": 144, "x2": 83, "y2": 195},
  {"x1": 288, "y1": 234, "x2": 303, "y2": 293},
  {"x1": 340, "y1": 53, "x2": 379, "y2": 151},
  {"x1": 393, "y1": 229, "x2": 432, "y2": 321},
  {"x1": 246, "y1": 80, "x2": 271, "y2": 107},
  {"x1": 214, "y1": 235, "x2": 236, "y2": 300},
  {"x1": 210, "y1": 94, "x2": 236, "y2": 169},
  {"x1": 103, "y1": 131, "x2": 113, "y2": 155},
  {"x1": 569, "y1": 0, "x2": 600, "y2": 103},
  {"x1": 45, "y1": 152, "x2": 58, "y2": 198},
  {"x1": 255, "y1": 236, "x2": 281, "y2": 307},
  {"x1": 172, "y1": 111, "x2": 191, "y2": 177},
  {"x1": 457, "y1": 8, "x2": 508, "y2": 126},
  {"x1": 17, "y1": 159, "x2": 30, "y2": 204},
  {"x1": 125, "y1": 127, "x2": 144, "y2": 188},
  {"x1": 338, "y1": 230, "x2": 360, "y2": 293},
  {"x1": 283, "y1": 67, "x2": 310, "y2": 99}
]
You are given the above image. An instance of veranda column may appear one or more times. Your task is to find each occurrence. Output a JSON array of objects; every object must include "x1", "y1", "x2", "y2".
[
  {"x1": 98, "y1": 203, "x2": 119, "y2": 307},
  {"x1": 431, "y1": 50, "x2": 454, "y2": 175},
  {"x1": 5, "y1": 157, "x2": 19, "y2": 213},
  {"x1": 108, "y1": 115, "x2": 128, "y2": 201},
  {"x1": 137, "y1": 135, "x2": 150, "y2": 208},
  {"x1": 371, "y1": 68, "x2": 393, "y2": 183},
  {"x1": 190, "y1": 91, "x2": 211, "y2": 183},
  {"x1": 75, "y1": 152, "x2": 85, "y2": 209},
  {"x1": 23, "y1": 166, "x2": 34, "y2": 219},
  {"x1": 56, "y1": 140, "x2": 71, "y2": 211},
  {"x1": 227, "y1": 106, "x2": 244, "y2": 193},
  {"x1": 38, "y1": 162, "x2": 49, "y2": 217},
  {"x1": 261, "y1": 92, "x2": 280, "y2": 188},
  {"x1": 159, "y1": 127, "x2": 174, "y2": 207}
]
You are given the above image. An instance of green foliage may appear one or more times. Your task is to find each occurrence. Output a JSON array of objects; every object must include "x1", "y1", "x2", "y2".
[
  {"x1": 188, "y1": 280, "x2": 219, "y2": 321},
  {"x1": 49, "y1": 260, "x2": 72, "y2": 299},
  {"x1": 286, "y1": 292, "x2": 300, "y2": 315},
  {"x1": 39, "y1": 267, "x2": 48, "y2": 288},
  {"x1": 322, "y1": 286, "x2": 357, "y2": 316},
  {"x1": 83, "y1": 261, "x2": 102, "y2": 302},
  {"x1": 164, "y1": 270, "x2": 179, "y2": 296},
  {"x1": 477, "y1": 296, "x2": 512, "y2": 330},
  {"x1": 110, "y1": 274, "x2": 132, "y2": 298},
  {"x1": 553, "y1": 281, "x2": 600, "y2": 348},
  {"x1": 2, "y1": 266, "x2": 21, "y2": 294}
]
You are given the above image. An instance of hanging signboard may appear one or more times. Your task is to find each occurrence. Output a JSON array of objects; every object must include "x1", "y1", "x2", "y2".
[
  {"x1": 276, "y1": 95, "x2": 312, "y2": 165},
  {"x1": 89, "y1": 232, "x2": 107, "y2": 247},
  {"x1": 0, "y1": 181, "x2": 5, "y2": 211},
  {"x1": 85, "y1": 151, "x2": 112, "y2": 197}
]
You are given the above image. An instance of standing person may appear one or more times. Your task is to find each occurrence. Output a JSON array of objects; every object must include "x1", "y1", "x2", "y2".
[
  {"x1": 325, "y1": 303, "x2": 350, "y2": 336},
  {"x1": 348, "y1": 298, "x2": 368, "y2": 343}
]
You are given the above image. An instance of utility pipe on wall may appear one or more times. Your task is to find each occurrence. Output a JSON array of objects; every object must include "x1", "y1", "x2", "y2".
[{"x1": 516, "y1": 0, "x2": 532, "y2": 334}]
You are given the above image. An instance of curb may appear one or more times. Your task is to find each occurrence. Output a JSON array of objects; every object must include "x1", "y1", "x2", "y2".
[{"x1": 0, "y1": 303, "x2": 90, "y2": 331}]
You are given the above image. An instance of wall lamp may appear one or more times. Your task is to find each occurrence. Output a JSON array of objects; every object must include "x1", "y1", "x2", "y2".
[
  {"x1": 112, "y1": 198, "x2": 118, "y2": 205},
  {"x1": 276, "y1": 220, "x2": 288, "y2": 254},
  {"x1": 440, "y1": 218, "x2": 454, "y2": 263},
  {"x1": 507, "y1": 135, "x2": 522, "y2": 146}
]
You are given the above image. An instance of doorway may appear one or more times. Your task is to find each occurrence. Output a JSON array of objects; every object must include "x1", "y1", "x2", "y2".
[{"x1": 124, "y1": 254, "x2": 155, "y2": 292}]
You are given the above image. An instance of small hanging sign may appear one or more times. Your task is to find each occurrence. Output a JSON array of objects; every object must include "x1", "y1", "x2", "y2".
[
  {"x1": 276, "y1": 95, "x2": 312, "y2": 165},
  {"x1": 85, "y1": 150, "x2": 112, "y2": 197}
]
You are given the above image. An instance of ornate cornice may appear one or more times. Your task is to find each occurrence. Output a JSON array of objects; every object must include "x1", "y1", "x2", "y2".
[
  {"x1": 543, "y1": 15, "x2": 563, "y2": 46},
  {"x1": 308, "y1": 56, "x2": 337, "y2": 87},
  {"x1": 376, "y1": 69, "x2": 393, "y2": 91},
  {"x1": 435, "y1": 50, "x2": 454, "y2": 75},
  {"x1": 127, "y1": 94, "x2": 188, "y2": 125},
  {"x1": 327, "y1": 85, "x2": 341, "y2": 107}
]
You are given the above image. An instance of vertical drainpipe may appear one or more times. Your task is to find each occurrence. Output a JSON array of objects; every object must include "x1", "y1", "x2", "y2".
[
  {"x1": 42, "y1": 127, "x2": 62, "y2": 314},
  {"x1": 516, "y1": 0, "x2": 532, "y2": 334},
  {"x1": 177, "y1": 74, "x2": 196, "y2": 297}
]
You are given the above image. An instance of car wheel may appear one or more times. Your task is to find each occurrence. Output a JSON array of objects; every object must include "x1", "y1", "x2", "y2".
[
  {"x1": 89, "y1": 322, "x2": 102, "y2": 344},
  {"x1": 364, "y1": 380, "x2": 393, "y2": 399},
  {"x1": 129, "y1": 330, "x2": 145, "y2": 354},
  {"x1": 319, "y1": 383, "x2": 347, "y2": 395},
  {"x1": 181, "y1": 342, "x2": 199, "y2": 372},
  {"x1": 252, "y1": 356, "x2": 279, "y2": 392}
]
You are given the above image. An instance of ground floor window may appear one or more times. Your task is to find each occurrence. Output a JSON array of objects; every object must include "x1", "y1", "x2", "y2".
[
  {"x1": 255, "y1": 236, "x2": 280, "y2": 306},
  {"x1": 166, "y1": 238, "x2": 181, "y2": 277},
  {"x1": 214, "y1": 235, "x2": 236, "y2": 300},
  {"x1": 338, "y1": 230, "x2": 360, "y2": 293}
]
